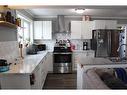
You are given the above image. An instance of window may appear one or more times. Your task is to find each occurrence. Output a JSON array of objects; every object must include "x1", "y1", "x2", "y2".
[{"x1": 17, "y1": 12, "x2": 33, "y2": 45}]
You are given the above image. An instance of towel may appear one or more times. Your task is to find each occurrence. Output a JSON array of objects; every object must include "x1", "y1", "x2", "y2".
[{"x1": 115, "y1": 68, "x2": 127, "y2": 84}]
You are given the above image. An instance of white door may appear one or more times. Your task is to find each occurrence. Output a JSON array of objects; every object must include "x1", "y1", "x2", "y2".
[
  {"x1": 71, "y1": 21, "x2": 82, "y2": 39},
  {"x1": 34, "y1": 21, "x2": 43, "y2": 39}
]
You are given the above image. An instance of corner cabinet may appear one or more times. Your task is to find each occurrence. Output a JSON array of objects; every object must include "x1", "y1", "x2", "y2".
[
  {"x1": 34, "y1": 21, "x2": 52, "y2": 40},
  {"x1": 71, "y1": 21, "x2": 93, "y2": 39}
]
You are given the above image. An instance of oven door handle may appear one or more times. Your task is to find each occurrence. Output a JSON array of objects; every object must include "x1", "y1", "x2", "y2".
[{"x1": 53, "y1": 52, "x2": 72, "y2": 54}]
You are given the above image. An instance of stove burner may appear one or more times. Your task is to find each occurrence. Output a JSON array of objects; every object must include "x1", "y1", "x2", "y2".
[{"x1": 53, "y1": 47, "x2": 72, "y2": 52}]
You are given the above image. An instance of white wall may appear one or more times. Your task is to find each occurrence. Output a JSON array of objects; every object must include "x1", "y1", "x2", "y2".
[{"x1": 0, "y1": 41, "x2": 19, "y2": 63}]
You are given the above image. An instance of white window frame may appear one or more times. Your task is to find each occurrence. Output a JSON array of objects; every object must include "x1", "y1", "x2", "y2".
[{"x1": 16, "y1": 11, "x2": 33, "y2": 44}]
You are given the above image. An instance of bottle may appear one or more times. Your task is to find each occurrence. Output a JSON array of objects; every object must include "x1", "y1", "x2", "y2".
[
  {"x1": 0, "y1": 12, "x2": 6, "y2": 21},
  {"x1": 83, "y1": 42, "x2": 88, "y2": 50},
  {"x1": 15, "y1": 18, "x2": 21, "y2": 26},
  {"x1": 6, "y1": 11, "x2": 12, "y2": 23},
  {"x1": 66, "y1": 39, "x2": 70, "y2": 47}
]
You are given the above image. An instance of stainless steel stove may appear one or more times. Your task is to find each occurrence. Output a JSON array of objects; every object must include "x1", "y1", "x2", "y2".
[{"x1": 53, "y1": 47, "x2": 72, "y2": 73}]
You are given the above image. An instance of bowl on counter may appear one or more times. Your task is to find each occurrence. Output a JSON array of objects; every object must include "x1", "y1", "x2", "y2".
[
  {"x1": 0, "y1": 66, "x2": 9, "y2": 72},
  {"x1": 0, "y1": 59, "x2": 10, "y2": 72}
]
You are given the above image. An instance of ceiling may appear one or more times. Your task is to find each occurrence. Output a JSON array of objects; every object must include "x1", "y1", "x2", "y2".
[{"x1": 17, "y1": 6, "x2": 127, "y2": 18}]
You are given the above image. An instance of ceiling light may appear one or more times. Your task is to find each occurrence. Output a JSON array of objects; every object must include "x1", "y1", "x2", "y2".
[{"x1": 75, "y1": 8, "x2": 85, "y2": 14}]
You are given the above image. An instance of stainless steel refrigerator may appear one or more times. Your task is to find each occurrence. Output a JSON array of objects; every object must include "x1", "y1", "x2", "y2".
[{"x1": 91, "y1": 29, "x2": 119, "y2": 57}]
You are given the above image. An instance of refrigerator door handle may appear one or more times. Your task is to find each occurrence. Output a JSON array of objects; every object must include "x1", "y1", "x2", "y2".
[{"x1": 107, "y1": 32, "x2": 111, "y2": 56}]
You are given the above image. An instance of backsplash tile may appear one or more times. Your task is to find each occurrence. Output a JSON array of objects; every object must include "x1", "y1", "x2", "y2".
[
  {"x1": 54, "y1": 32, "x2": 71, "y2": 40},
  {"x1": 71, "y1": 39, "x2": 91, "y2": 50},
  {"x1": 0, "y1": 41, "x2": 19, "y2": 63},
  {"x1": 34, "y1": 32, "x2": 91, "y2": 50}
]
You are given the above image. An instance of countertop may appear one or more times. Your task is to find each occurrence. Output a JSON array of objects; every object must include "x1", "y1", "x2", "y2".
[
  {"x1": 78, "y1": 57, "x2": 127, "y2": 72},
  {"x1": 0, "y1": 51, "x2": 48, "y2": 74},
  {"x1": 79, "y1": 57, "x2": 113, "y2": 66},
  {"x1": 73, "y1": 50, "x2": 95, "y2": 53}
]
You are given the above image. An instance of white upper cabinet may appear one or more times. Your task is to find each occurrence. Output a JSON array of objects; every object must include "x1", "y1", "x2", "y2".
[
  {"x1": 34, "y1": 21, "x2": 43, "y2": 39},
  {"x1": 34, "y1": 21, "x2": 52, "y2": 40},
  {"x1": 105, "y1": 20, "x2": 117, "y2": 29},
  {"x1": 42, "y1": 21, "x2": 52, "y2": 39},
  {"x1": 71, "y1": 21, "x2": 93, "y2": 39},
  {"x1": 71, "y1": 21, "x2": 82, "y2": 39},
  {"x1": 93, "y1": 20, "x2": 117, "y2": 30},
  {"x1": 81, "y1": 21, "x2": 93, "y2": 39}
]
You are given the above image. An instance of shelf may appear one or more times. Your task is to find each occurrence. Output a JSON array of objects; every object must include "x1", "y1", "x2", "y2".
[{"x1": 0, "y1": 21, "x2": 18, "y2": 29}]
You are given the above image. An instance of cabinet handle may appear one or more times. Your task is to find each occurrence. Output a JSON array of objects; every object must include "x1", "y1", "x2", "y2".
[{"x1": 30, "y1": 73, "x2": 35, "y2": 85}]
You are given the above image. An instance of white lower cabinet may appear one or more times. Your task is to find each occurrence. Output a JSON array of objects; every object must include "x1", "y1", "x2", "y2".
[
  {"x1": 31, "y1": 53, "x2": 50, "y2": 89},
  {"x1": 73, "y1": 51, "x2": 95, "y2": 71},
  {"x1": 0, "y1": 74, "x2": 31, "y2": 89},
  {"x1": 0, "y1": 53, "x2": 52, "y2": 89},
  {"x1": 31, "y1": 65, "x2": 42, "y2": 89}
]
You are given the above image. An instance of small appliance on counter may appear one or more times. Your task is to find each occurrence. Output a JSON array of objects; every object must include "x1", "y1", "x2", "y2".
[
  {"x1": 37, "y1": 44, "x2": 46, "y2": 51},
  {"x1": 0, "y1": 59, "x2": 9, "y2": 72},
  {"x1": 83, "y1": 42, "x2": 88, "y2": 50},
  {"x1": 26, "y1": 44, "x2": 38, "y2": 55}
]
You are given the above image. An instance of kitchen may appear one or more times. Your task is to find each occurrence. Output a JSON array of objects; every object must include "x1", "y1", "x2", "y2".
[{"x1": 0, "y1": 5, "x2": 127, "y2": 89}]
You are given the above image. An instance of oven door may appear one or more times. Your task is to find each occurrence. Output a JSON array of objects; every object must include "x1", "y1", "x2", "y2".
[
  {"x1": 53, "y1": 66, "x2": 72, "y2": 73},
  {"x1": 53, "y1": 53, "x2": 72, "y2": 63}
]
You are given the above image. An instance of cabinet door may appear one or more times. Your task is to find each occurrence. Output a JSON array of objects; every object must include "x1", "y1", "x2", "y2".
[
  {"x1": 0, "y1": 74, "x2": 31, "y2": 89},
  {"x1": 34, "y1": 21, "x2": 43, "y2": 39},
  {"x1": 93, "y1": 20, "x2": 117, "y2": 30},
  {"x1": 73, "y1": 53, "x2": 79, "y2": 71},
  {"x1": 42, "y1": 21, "x2": 52, "y2": 39},
  {"x1": 73, "y1": 53, "x2": 87, "y2": 71},
  {"x1": 81, "y1": 21, "x2": 93, "y2": 39},
  {"x1": 85, "y1": 52, "x2": 95, "y2": 57},
  {"x1": 46, "y1": 52, "x2": 53, "y2": 72},
  {"x1": 73, "y1": 52, "x2": 95, "y2": 70},
  {"x1": 105, "y1": 20, "x2": 117, "y2": 29},
  {"x1": 41, "y1": 60, "x2": 48, "y2": 88},
  {"x1": 31, "y1": 65, "x2": 42, "y2": 89},
  {"x1": 71, "y1": 21, "x2": 82, "y2": 39},
  {"x1": 93, "y1": 20, "x2": 105, "y2": 29}
]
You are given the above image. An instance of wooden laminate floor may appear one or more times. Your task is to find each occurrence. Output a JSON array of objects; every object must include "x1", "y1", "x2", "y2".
[{"x1": 43, "y1": 73, "x2": 77, "y2": 89}]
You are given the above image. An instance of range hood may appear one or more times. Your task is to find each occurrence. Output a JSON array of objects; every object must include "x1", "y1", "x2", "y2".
[{"x1": 57, "y1": 15, "x2": 68, "y2": 32}]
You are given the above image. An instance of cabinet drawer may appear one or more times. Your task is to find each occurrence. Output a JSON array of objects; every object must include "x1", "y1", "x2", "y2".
[{"x1": 40, "y1": 71, "x2": 47, "y2": 87}]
